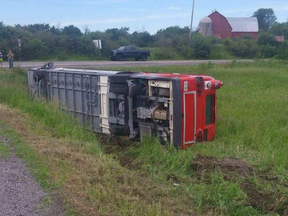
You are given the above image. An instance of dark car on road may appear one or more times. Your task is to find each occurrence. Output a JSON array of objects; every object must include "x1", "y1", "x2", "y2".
[{"x1": 110, "y1": 45, "x2": 150, "y2": 61}]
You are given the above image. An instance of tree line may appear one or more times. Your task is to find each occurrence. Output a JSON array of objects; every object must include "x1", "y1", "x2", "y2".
[{"x1": 0, "y1": 8, "x2": 287, "y2": 61}]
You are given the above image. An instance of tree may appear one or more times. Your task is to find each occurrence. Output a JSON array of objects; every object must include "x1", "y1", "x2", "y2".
[
  {"x1": 276, "y1": 42, "x2": 288, "y2": 60},
  {"x1": 258, "y1": 44, "x2": 277, "y2": 58},
  {"x1": 155, "y1": 26, "x2": 190, "y2": 49},
  {"x1": 253, "y1": 8, "x2": 277, "y2": 31},
  {"x1": 156, "y1": 26, "x2": 190, "y2": 37},
  {"x1": 225, "y1": 37, "x2": 258, "y2": 58},
  {"x1": 131, "y1": 31, "x2": 153, "y2": 47},
  {"x1": 270, "y1": 21, "x2": 288, "y2": 38},
  {"x1": 257, "y1": 32, "x2": 278, "y2": 46},
  {"x1": 22, "y1": 38, "x2": 49, "y2": 60},
  {"x1": 105, "y1": 27, "x2": 130, "y2": 41},
  {"x1": 62, "y1": 25, "x2": 82, "y2": 37},
  {"x1": 21, "y1": 24, "x2": 51, "y2": 33},
  {"x1": 190, "y1": 33, "x2": 212, "y2": 59}
]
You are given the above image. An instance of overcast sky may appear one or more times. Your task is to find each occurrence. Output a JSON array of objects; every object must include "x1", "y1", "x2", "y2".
[{"x1": 1, "y1": 0, "x2": 287, "y2": 33}]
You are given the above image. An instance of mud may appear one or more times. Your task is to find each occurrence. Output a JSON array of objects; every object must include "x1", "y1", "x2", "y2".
[
  {"x1": 191, "y1": 155, "x2": 253, "y2": 177},
  {"x1": 1, "y1": 137, "x2": 9, "y2": 145},
  {"x1": 191, "y1": 155, "x2": 288, "y2": 215},
  {"x1": 242, "y1": 180, "x2": 288, "y2": 215},
  {"x1": 99, "y1": 134, "x2": 142, "y2": 169}
]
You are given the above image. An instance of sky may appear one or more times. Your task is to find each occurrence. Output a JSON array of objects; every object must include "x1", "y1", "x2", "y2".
[{"x1": 0, "y1": 0, "x2": 287, "y2": 34}]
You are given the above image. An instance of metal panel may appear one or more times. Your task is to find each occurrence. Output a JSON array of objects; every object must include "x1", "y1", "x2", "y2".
[
  {"x1": 99, "y1": 76, "x2": 110, "y2": 134},
  {"x1": 226, "y1": 17, "x2": 259, "y2": 32},
  {"x1": 183, "y1": 91, "x2": 197, "y2": 145},
  {"x1": 172, "y1": 78, "x2": 182, "y2": 148},
  {"x1": 47, "y1": 71, "x2": 104, "y2": 133},
  {"x1": 169, "y1": 81, "x2": 174, "y2": 145}
]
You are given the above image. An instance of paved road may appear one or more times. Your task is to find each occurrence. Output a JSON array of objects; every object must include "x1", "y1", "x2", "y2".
[{"x1": 1, "y1": 59, "x2": 254, "y2": 69}]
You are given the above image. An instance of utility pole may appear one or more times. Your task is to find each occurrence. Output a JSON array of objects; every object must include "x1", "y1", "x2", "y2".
[
  {"x1": 93, "y1": 39, "x2": 102, "y2": 59},
  {"x1": 18, "y1": 39, "x2": 22, "y2": 67},
  {"x1": 189, "y1": 0, "x2": 196, "y2": 46}
]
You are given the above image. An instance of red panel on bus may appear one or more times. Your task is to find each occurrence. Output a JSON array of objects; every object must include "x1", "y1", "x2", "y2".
[{"x1": 184, "y1": 92, "x2": 196, "y2": 144}]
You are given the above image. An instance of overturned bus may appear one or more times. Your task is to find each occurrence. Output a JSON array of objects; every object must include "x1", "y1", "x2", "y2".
[{"x1": 27, "y1": 63, "x2": 222, "y2": 149}]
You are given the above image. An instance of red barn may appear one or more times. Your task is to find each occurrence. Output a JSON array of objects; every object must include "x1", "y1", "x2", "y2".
[
  {"x1": 198, "y1": 11, "x2": 259, "y2": 39},
  {"x1": 275, "y1": 36, "x2": 285, "y2": 42}
]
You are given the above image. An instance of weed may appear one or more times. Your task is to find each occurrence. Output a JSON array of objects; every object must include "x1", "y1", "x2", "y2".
[
  {"x1": 0, "y1": 141, "x2": 9, "y2": 158},
  {"x1": 41, "y1": 196, "x2": 52, "y2": 208},
  {"x1": 0, "y1": 118, "x2": 52, "y2": 190}
]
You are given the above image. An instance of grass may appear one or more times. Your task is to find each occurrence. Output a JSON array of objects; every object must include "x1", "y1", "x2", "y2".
[
  {"x1": 0, "y1": 117, "x2": 76, "y2": 216},
  {"x1": 0, "y1": 60, "x2": 287, "y2": 216},
  {"x1": 0, "y1": 139, "x2": 9, "y2": 158},
  {"x1": 0, "y1": 120, "x2": 51, "y2": 189}
]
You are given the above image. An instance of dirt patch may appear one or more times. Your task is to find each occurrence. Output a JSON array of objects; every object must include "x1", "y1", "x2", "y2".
[
  {"x1": 191, "y1": 155, "x2": 253, "y2": 178},
  {"x1": 0, "y1": 137, "x2": 9, "y2": 146},
  {"x1": 166, "y1": 175, "x2": 180, "y2": 184},
  {"x1": 242, "y1": 180, "x2": 288, "y2": 215},
  {"x1": 99, "y1": 134, "x2": 132, "y2": 153},
  {"x1": 98, "y1": 134, "x2": 143, "y2": 170},
  {"x1": 43, "y1": 190, "x2": 67, "y2": 216},
  {"x1": 191, "y1": 155, "x2": 288, "y2": 215}
]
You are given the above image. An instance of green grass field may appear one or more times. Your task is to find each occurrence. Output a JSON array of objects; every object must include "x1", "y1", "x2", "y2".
[{"x1": 0, "y1": 60, "x2": 287, "y2": 216}]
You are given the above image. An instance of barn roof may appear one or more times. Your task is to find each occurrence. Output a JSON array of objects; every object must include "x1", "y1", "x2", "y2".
[{"x1": 226, "y1": 17, "x2": 259, "y2": 33}]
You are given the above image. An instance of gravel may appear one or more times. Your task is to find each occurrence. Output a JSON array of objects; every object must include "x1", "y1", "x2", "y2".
[{"x1": 0, "y1": 136, "x2": 66, "y2": 216}]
